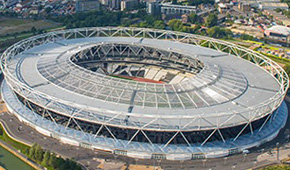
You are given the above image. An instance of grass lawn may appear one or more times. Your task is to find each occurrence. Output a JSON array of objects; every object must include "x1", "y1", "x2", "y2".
[
  {"x1": 0, "y1": 18, "x2": 64, "y2": 53},
  {"x1": 0, "y1": 17, "x2": 62, "y2": 36},
  {"x1": 259, "y1": 52, "x2": 290, "y2": 66},
  {"x1": 262, "y1": 164, "x2": 290, "y2": 170}
]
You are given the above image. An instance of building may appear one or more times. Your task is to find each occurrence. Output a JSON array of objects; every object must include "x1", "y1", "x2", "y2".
[
  {"x1": 244, "y1": 0, "x2": 259, "y2": 8},
  {"x1": 100, "y1": 0, "x2": 109, "y2": 5},
  {"x1": 100, "y1": 0, "x2": 121, "y2": 9},
  {"x1": 259, "y1": 0, "x2": 282, "y2": 3},
  {"x1": 147, "y1": 2, "x2": 214, "y2": 17},
  {"x1": 243, "y1": 0, "x2": 288, "y2": 9},
  {"x1": 146, "y1": 1, "x2": 161, "y2": 15},
  {"x1": 238, "y1": 2, "x2": 251, "y2": 12},
  {"x1": 1, "y1": 27, "x2": 288, "y2": 160},
  {"x1": 2, "y1": 0, "x2": 18, "y2": 7},
  {"x1": 218, "y1": 3, "x2": 233, "y2": 14},
  {"x1": 160, "y1": 3, "x2": 197, "y2": 15},
  {"x1": 259, "y1": 2, "x2": 289, "y2": 10},
  {"x1": 264, "y1": 9, "x2": 290, "y2": 27},
  {"x1": 264, "y1": 25, "x2": 290, "y2": 44},
  {"x1": 120, "y1": 0, "x2": 137, "y2": 11},
  {"x1": 111, "y1": 0, "x2": 121, "y2": 9},
  {"x1": 218, "y1": 14, "x2": 227, "y2": 23},
  {"x1": 75, "y1": 0, "x2": 100, "y2": 12}
]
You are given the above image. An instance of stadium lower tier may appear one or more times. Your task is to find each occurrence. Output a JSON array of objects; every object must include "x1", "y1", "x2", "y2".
[
  {"x1": 15, "y1": 92, "x2": 270, "y2": 144},
  {"x1": 2, "y1": 81, "x2": 287, "y2": 160}
]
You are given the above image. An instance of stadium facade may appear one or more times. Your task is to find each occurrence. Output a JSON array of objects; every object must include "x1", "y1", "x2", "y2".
[{"x1": 0, "y1": 27, "x2": 289, "y2": 160}]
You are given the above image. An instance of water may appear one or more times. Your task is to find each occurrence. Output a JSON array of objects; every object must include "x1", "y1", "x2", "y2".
[{"x1": 0, "y1": 145, "x2": 35, "y2": 170}]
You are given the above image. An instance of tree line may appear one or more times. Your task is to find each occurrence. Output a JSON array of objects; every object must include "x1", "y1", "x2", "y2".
[
  {"x1": 52, "y1": 10, "x2": 164, "y2": 29},
  {"x1": 23, "y1": 143, "x2": 82, "y2": 170},
  {"x1": 55, "y1": 10, "x2": 232, "y2": 40},
  {"x1": 167, "y1": 13, "x2": 233, "y2": 39}
]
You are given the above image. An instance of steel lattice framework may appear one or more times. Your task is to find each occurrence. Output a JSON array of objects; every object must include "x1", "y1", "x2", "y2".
[{"x1": 1, "y1": 27, "x2": 289, "y2": 159}]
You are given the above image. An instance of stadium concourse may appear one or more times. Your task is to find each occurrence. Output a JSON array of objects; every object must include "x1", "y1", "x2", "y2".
[{"x1": 0, "y1": 27, "x2": 289, "y2": 160}]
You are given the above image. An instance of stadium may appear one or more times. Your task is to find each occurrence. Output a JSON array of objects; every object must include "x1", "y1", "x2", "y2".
[{"x1": 0, "y1": 27, "x2": 289, "y2": 160}]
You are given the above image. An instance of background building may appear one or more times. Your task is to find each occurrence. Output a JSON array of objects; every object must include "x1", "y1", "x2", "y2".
[
  {"x1": 259, "y1": 2, "x2": 289, "y2": 10},
  {"x1": 120, "y1": 0, "x2": 137, "y2": 11},
  {"x1": 264, "y1": 25, "x2": 290, "y2": 44},
  {"x1": 146, "y1": 1, "x2": 161, "y2": 15},
  {"x1": 75, "y1": 0, "x2": 100, "y2": 12},
  {"x1": 100, "y1": 0, "x2": 121, "y2": 9},
  {"x1": 264, "y1": 10, "x2": 290, "y2": 27},
  {"x1": 1, "y1": 0, "x2": 19, "y2": 7},
  {"x1": 160, "y1": 3, "x2": 197, "y2": 15},
  {"x1": 218, "y1": 3, "x2": 233, "y2": 14},
  {"x1": 238, "y1": 2, "x2": 251, "y2": 12}
]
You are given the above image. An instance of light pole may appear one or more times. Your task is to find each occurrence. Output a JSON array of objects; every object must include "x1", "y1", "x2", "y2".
[
  {"x1": 113, "y1": 154, "x2": 118, "y2": 161},
  {"x1": 232, "y1": 165, "x2": 236, "y2": 170},
  {"x1": 276, "y1": 142, "x2": 280, "y2": 161},
  {"x1": 253, "y1": 161, "x2": 257, "y2": 167},
  {"x1": 157, "y1": 159, "x2": 161, "y2": 169},
  {"x1": 202, "y1": 159, "x2": 207, "y2": 168},
  {"x1": 223, "y1": 157, "x2": 228, "y2": 165},
  {"x1": 180, "y1": 160, "x2": 184, "y2": 169},
  {"x1": 243, "y1": 153, "x2": 247, "y2": 162}
]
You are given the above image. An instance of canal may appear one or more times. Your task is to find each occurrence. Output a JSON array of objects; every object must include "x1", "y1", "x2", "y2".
[{"x1": 0, "y1": 145, "x2": 35, "y2": 170}]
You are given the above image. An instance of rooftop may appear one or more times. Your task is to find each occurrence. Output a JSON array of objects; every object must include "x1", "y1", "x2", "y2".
[{"x1": 266, "y1": 25, "x2": 290, "y2": 36}]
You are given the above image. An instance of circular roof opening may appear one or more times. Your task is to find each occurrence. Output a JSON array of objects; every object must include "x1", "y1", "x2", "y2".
[{"x1": 70, "y1": 43, "x2": 204, "y2": 84}]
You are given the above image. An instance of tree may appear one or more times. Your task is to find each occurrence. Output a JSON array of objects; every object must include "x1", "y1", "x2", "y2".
[
  {"x1": 172, "y1": 0, "x2": 177, "y2": 4},
  {"x1": 168, "y1": 19, "x2": 183, "y2": 31},
  {"x1": 153, "y1": 20, "x2": 165, "y2": 29},
  {"x1": 139, "y1": 21, "x2": 149, "y2": 28},
  {"x1": 38, "y1": 5, "x2": 43, "y2": 11},
  {"x1": 226, "y1": 13, "x2": 231, "y2": 20},
  {"x1": 283, "y1": 64, "x2": 290, "y2": 77},
  {"x1": 192, "y1": 24, "x2": 201, "y2": 33},
  {"x1": 275, "y1": 8, "x2": 282, "y2": 13},
  {"x1": 240, "y1": 34, "x2": 255, "y2": 40},
  {"x1": 188, "y1": 13, "x2": 200, "y2": 24},
  {"x1": 144, "y1": 15, "x2": 158, "y2": 26},
  {"x1": 206, "y1": 13, "x2": 218, "y2": 27},
  {"x1": 42, "y1": 150, "x2": 51, "y2": 166},
  {"x1": 49, "y1": 153, "x2": 58, "y2": 169},
  {"x1": 45, "y1": 7, "x2": 52, "y2": 14},
  {"x1": 31, "y1": 27, "x2": 37, "y2": 35},
  {"x1": 121, "y1": 18, "x2": 132, "y2": 27},
  {"x1": 207, "y1": 26, "x2": 232, "y2": 39},
  {"x1": 29, "y1": 143, "x2": 37, "y2": 159},
  {"x1": 35, "y1": 144, "x2": 44, "y2": 161}
]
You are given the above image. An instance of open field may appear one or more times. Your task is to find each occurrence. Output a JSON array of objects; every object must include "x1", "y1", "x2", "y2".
[
  {"x1": 0, "y1": 18, "x2": 63, "y2": 53},
  {"x1": 0, "y1": 17, "x2": 61, "y2": 36}
]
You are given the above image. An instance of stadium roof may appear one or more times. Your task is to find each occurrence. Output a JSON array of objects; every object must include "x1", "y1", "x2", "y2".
[{"x1": 5, "y1": 36, "x2": 281, "y2": 130}]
